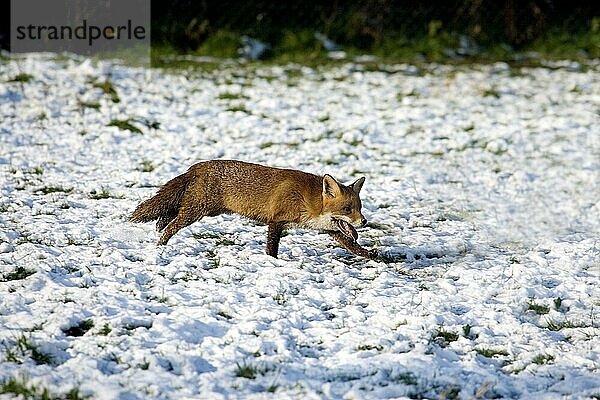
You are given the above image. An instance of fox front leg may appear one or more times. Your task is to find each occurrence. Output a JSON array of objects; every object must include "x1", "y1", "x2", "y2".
[
  {"x1": 266, "y1": 222, "x2": 285, "y2": 258},
  {"x1": 328, "y1": 231, "x2": 379, "y2": 260}
]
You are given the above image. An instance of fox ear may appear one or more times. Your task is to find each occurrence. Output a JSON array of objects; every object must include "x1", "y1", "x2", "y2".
[
  {"x1": 323, "y1": 175, "x2": 341, "y2": 198},
  {"x1": 351, "y1": 177, "x2": 365, "y2": 194}
]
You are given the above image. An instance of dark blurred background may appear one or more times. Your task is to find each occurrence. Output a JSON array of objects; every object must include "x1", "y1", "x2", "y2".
[
  {"x1": 151, "y1": 0, "x2": 597, "y2": 47},
  {"x1": 2, "y1": 0, "x2": 599, "y2": 59}
]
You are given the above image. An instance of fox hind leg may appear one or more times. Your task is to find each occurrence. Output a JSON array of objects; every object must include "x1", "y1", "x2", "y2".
[
  {"x1": 157, "y1": 207, "x2": 203, "y2": 245},
  {"x1": 156, "y1": 180, "x2": 217, "y2": 245}
]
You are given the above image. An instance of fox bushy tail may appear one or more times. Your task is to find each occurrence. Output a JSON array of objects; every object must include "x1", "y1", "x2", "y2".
[{"x1": 130, "y1": 173, "x2": 190, "y2": 230}]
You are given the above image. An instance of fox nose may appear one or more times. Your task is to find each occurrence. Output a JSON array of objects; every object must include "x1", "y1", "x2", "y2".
[{"x1": 361, "y1": 218, "x2": 367, "y2": 227}]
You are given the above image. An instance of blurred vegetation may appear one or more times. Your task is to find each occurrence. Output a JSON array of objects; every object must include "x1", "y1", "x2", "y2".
[
  {"x1": 1, "y1": 1, "x2": 597, "y2": 64},
  {"x1": 150, "y1": 0, "x2": 599, "y2": 64}
]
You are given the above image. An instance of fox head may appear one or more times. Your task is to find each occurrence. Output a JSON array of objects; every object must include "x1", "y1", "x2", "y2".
[{"x1": 318, "y1": 175, "x2": 367, "y2": 240}]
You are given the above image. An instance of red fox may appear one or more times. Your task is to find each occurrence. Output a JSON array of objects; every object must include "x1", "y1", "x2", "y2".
[{"x1": 130, "y1": 160, "x2": 376, "y2": 258}]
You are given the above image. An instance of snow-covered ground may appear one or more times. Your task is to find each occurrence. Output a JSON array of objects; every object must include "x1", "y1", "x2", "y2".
[{"x1": 0, "y1": 53, "x2": 599, "y2": 399}]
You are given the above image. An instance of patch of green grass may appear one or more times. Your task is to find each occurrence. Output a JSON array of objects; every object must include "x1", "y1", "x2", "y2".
[
  {"x1": 35, "y1": 186, "x2": 73, "y2": 195},
  {"x1": 476, "y1": 348, "x2": 509, "y2": 358},
  {"x1": 107, "y1": 119, "x2": 143, "y2": 134},
  {"x1": 373, "y1": 28, "x2": 459, "y2": 63},
  {"x1": 216, "y1": 238, "x2": 237, "y2": 246},
  {"x1": 546, "y1": 318, "x2": 583, "y2": 331},
  {"x1": 78, "y1": 101, "x2": 101, "y2": 110},
  {"x1": 98, "y1": 324, "x2": 112, "y2": 336},
  {"x1": 89, "y1": 188, "x2": 111, "y2": 199},
  {"x1": 392, "y1": 371, "x2": 417, "y2": 386},
  {"x1": 272, "y1": 292, "x2": 287, "y2": 305},
  {"x1": 266, "y1": 383, "x2": 279, "y2": 393},
  {"x1": 27, "y1": 345, "x2": 53, "y2": 366},
  {"x1": 8, "y1": 73, "x2": 33, "y2": 83},
  {"x1": 1, "y1": 266, "x2": 36, "y2": 282},
  {"x1": 356, "y1": 344, "x2": 383, "y2": 351},
  {"x1": 196, "y1": 30, "x2": 241, "y2": 58},
  {"x1": 462, "y1": 324, "x2": 475, "y2": 339},
  {"x1": 0, "y1": 376, "x2": 52, "y2": 399},
  {"x1": 235, "y1": 361, "x2": 258, "y2": 379},
  {"x1": 206, "y1": 249, "x2": 221, "y2": 269},
  {"x1": 260, "y1": 141, "x2": 274, "y2": 149},
  {"x1": 6, "y1": 334, "x2": 54, "y2": 365},
  {"x1": 63, "y1": 319, "x2": 94, "y2": 337},
  {"x1": 405, "y1": 125, "x2": 421, "y2": 136},
  {"x1": 272, "y1": 30, "x2": 326, "y2": 62},
  {"x1": 14, "y1": 232, "x2": 50, "y2": 246},
  {"x1": 553, "y1": 297, "x2": 563, "y2": 311},
  {"x1": 217, "y1": 310, "x2": 233, "y2": 320},
  {"x1": 89, "y1": 187, "x2": 123, "y2": 200},
  {"x1": 193, "y1": 232, "x2": 221, "y2": 240},
  {"x1": 139, "y1": 119, "x2": 161, "y2": 130},
  {"x1": 433, "y1": 328, "x2": 459, "y2": 346},
  {"x1": 92, "y1": 78, "x2": 120, "y2": 103},
  {"x1": 28, "y1": 166, "x2": 44, "y2": 175},
  {"x1": 524, "y1": 28, "x2": 600, "y2": 59},
  {"x1": 106, "y1": 353, "x2": 121, "y2": 364},
  {"x1": 35, "y1": 112, "x2": 47, "y2": 122},
  {"x1": 147, "y1": 290, "x2": 170, "y2": 303},
  {"x1": 149, "y1": 23, "x2": 599, "y2": 71},
  {"x1": 1, "y1": 378, "x2": 85, "y2": 399},
  {"x1": 481, "y1": 87, "x2": 501, "y2": 98},
  {"x1": 192, "y1": 232, "x2": 236, "y2": 246},
  {"x1": 138, "y1": 160, "x2": 155, "y2": 172},
  {"x1": 225, "y1": 104, "x2": 249, "y2": 113},
  {"x1": 5, "y1": 341, "x2": 20, "y2": 363},
  {"x1": 157, "y1": 293, "x2": 170, "y2": 303},
  {"x1": 532, "y1": 353, "x2": 555, "y2": 365},
  {"x1": 527, "y1": 301, "x2": 550, "y2": 315},
  {"x1": 218, "y1": 92, "x2": 247, "y2": 100},
  {"x1": 440, "y1": 385, "x2": 460, "y2": 400},
  {"x1": 28, "y1": 323, "x2": 44, "y2": 332},
  {"x1": 462, "y1": 324, "x2": 471, "y2": 337},
  {"x1": 150, "y1": 45, "x2": 222, "y2": 70}
]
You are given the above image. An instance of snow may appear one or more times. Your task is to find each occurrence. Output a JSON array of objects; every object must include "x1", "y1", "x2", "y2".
[{"x1": 1, "y1": 53, "x2": 599, "y2": 399}]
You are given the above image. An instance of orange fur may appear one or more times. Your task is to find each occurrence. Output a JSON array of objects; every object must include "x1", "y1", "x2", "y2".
[{"x1": 130, "y1": 160, "x2": 369, "y2": 258}]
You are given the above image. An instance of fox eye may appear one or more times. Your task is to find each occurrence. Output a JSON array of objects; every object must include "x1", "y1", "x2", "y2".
[{"x1": 342, "y1": 206, "x2": 352, "y2": 214}]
